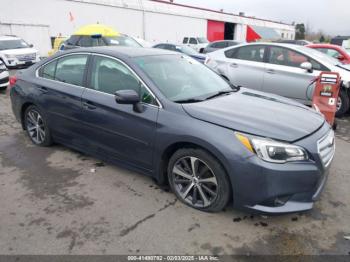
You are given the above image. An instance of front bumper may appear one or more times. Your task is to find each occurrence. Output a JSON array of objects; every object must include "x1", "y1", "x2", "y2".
[
  {"x1": 2, "y1": 57, "x2": 39, "y2": 68},
  {"x1": 229, "y1": 123, "x2": 333, "y2": 215},
  {"x1": 0, "y1": 71, "x2": 9, "y2": 89}
]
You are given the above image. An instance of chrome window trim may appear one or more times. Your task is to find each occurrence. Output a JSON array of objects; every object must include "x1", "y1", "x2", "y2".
[{"x1": 35, "y1": 52, "x2": 163, "y2": 108}]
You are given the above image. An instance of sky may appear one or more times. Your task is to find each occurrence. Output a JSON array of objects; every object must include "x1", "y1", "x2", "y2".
[{"x1": 174, "y1": 0, "x2": 350, "y2": 36}]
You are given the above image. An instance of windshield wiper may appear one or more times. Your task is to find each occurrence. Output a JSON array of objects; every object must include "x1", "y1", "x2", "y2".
[
  {"x1": 203, "y1": 89, "x2": 237, "y2": 100},
  {"x1": 174, "y1": 98, "x2": 204, "y2": 103}
]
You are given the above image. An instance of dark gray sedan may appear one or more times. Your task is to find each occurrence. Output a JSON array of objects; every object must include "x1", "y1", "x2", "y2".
[{"x1": 9, "y1": 47, "x2": 334, "y2": 214}]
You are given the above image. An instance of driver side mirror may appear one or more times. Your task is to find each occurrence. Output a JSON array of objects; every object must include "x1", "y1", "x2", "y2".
[
  {"x1": 29, "y1": 44, "x2": 34, "y2": 48},
  {"x1": 300, "y1": 62, "x2": 313, "y2": 73},
  {"x1": 115, "y1": 89, "x2": 143, "y2": 113}
]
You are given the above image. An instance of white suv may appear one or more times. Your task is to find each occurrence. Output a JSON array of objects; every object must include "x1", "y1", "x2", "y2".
[
  {"x1": 0, "y1": 60, "x2": 9, "y2": 90},
  {"x1": 182, "y1": 37, "x2": 209, "y2": 53},
  {"x1": 0, "y1": 36, "x2": 40, "y2": 68}
]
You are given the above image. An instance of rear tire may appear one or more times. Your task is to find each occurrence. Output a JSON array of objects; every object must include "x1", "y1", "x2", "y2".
[
  {"x1": 24, "y1": 105, "x2": 53, "y2": 146},
  {"x1": 335, "y1": 89, "x2": 349, "y2": 117},
  {"x1": 168, "y1": 148, "x2": 231, "y2": 212}
]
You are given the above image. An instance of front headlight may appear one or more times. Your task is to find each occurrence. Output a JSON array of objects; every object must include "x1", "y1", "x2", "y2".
[
  {"x1": 235, "y1": 132, "x2": 308, "y2": 163},
  {"x1": 4, "y1": 54, "x2": 14, "y2": 59}
]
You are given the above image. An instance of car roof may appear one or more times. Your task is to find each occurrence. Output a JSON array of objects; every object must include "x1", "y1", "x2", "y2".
[
  {"x1": 58, "y1": 46, "x2": 176, "y2": 58},
  {"x1": 0, "y1": 35, "x2": 21, "y2": 41}
]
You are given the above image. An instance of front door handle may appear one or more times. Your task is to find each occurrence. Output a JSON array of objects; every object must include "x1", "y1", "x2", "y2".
[
  {"x1": 266, "y1": 69, "x2": 276, "y2": 74},
  {"x1": 83, "y1": 101, "x2": 97, "y2": 110},
  {"x1": 230, "y1": 63, "x2": 238, "y2": 68}
]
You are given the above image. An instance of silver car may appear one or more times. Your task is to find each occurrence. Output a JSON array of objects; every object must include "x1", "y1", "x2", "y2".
[
  {"x1": 205, "y1": 43, "x2": 350, "y2": 116},
  {"x1": 202, "y1": 40, "x2": 241, "y2": 54}
]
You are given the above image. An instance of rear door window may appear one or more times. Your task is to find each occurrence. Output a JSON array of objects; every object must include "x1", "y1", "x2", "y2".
[
  {"x1": 55, "y1": 55, "x2": 88, "y2": 86},
  {"x1": 183, "y1": 38, "x2": 189, "y2": 44},
  {"x1": 234, "y1": 45, "x2": 266, "y2": 62},
  {"x1": 41, "y1": 60, "x2": 57, "y2": 80}
]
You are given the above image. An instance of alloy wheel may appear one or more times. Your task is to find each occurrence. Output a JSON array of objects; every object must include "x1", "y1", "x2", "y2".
[
  {"x1": 26, "y1": 109, "x2": 46, "y2": 144},
  {"x1": 172, "y1": 156, "x2": 218, "y2": 208}
]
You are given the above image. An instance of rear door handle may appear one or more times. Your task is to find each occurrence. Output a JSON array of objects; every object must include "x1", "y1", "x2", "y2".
[
  {"x1": 83, "y1": 101, "x2": 97, "y2": 110},
  {"x1": 38, "y1": 86, "x2": 48, "y2": 94},
  {"x1": 230, "y1": 63, "x2": 238, "y2": 68},
  {"x1": 266, "y1": 69, "x2": 276, "y2": 74}
]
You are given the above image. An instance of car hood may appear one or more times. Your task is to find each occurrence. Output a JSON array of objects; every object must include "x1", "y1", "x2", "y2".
[
  {"x1": 1, "y1": 48, "x2": 38, "y2": 56},
  {"x1": 182, "y1": 88, "x2": 325, "y2": 142}
]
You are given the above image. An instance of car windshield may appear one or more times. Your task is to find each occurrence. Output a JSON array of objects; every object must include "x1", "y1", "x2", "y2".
[
  {"x1": 178, "y1": 46, "x2": 198, "y2": 56},
  {"x1": 197, "y1": 37, "x2": 209, "y2": 44},
  {"x1": 104, "y1": 36, "x2": 142, "y2": 47},
  {"x1": 134, "y1": 55, "x2": 232, "y2": 102},
  {"x1": 0, "y1": 39, "x2": 29, "y2": 50}
]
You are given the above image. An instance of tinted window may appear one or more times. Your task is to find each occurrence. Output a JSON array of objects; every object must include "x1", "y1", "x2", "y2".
[
  {"x1": 235, "y1": 45, "x2": 265, "y2": 62},
  {"x1": 268, "y1": 47, "x2": 308, "y2": 67},
  {"x1": 224, "y1": 48, "x2": 237, "y2": 58},
  {"x1": 90, "y1": 56, "x2": 156, "y2": 105},
  {"x1": 134, "y1": 55, "x2": 232, "y2": 102},
  {"x1": 269, "y1": 47, "x2": 327, "y2": 70},
  {"x1": 189, "y1": 38, "x2": 197, "y2": 44},
  {"x1": 41, "y1": 60, "x2": 57, "y2": 80},
  {"x1": 55, "y1": 55, "x2": 88, "y2": 86},
  {"x1": 212, "y1": 42, "x2": 227, "y2": 48},
  {"x1": 77, "y1": 36, "x2": 105, "y2": 47},
  {"x1": 227, "y1": 41, "x2": 239, "y2": 47},
  {"x1": 0, "y1": 39, "x2": 29, "y2": 50},
  {"x1": 315, "y1": 48, "x2": 341, "y2": 59},
  {"x1": 163, "y1": 44, "x2": 176, "y2": 51},
  {"x1": 67, "y1": 35, "x2": 80, "y2": 45},
  {"x1": 154, "y1": 44, "x2": 166, "y2": 49},
  {"x1": 183, "y1": 37, "x2": 189, "y2": 44},
  {"x1": 104, "y1": 36, "x2": 142, "y2": 47}
]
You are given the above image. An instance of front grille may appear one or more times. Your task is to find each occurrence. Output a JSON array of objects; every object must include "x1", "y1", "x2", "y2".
[
  {"x1": 16, "y1": 53, "x2": 36, "y2": 61},
  {"x1": 317, "y1": 130, "x2": 335, "y2": 167}
]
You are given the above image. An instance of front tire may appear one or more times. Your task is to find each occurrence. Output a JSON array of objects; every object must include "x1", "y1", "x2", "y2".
[
  {"x1": 336, "y1": 89, "x2": 349, "y2": 117},
  {"x1": 24, "y1": 105, "x2": 52, "y2": 146},
  {"x1": 168, "y1": 148, "x2": 231, "y2": 212}
]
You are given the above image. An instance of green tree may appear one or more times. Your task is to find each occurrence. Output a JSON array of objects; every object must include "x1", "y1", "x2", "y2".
[{"x1": 295, "y1": 23, "x2": 305, "y2": 40}]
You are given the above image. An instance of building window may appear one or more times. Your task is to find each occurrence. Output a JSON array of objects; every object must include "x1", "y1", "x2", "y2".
[{"x1": 281, "y1": 33, "x2": 284, "y2": 38}]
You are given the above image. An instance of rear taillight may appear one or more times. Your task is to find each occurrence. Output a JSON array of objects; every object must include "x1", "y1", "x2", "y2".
[{"x1": 9, "y1": 76, "x2": 17, "y2": 88}]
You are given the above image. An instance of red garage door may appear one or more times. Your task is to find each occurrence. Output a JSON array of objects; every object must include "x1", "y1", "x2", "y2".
[{"x1": 207, "y1": 20, "x2": 225, "y2": 42}]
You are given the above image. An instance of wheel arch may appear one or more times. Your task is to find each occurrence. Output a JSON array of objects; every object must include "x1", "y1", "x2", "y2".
[
  {"x1": 20, "y1": 102, "x2": 35, "y2": 130},
  {"x1": 155, "y1": 140, "x2": 232, "y2": 189}
]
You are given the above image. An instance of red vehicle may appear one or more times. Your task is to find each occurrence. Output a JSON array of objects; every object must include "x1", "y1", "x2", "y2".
[{"x1": 307, "y1": 44, "x2": 350, "y2": 64}]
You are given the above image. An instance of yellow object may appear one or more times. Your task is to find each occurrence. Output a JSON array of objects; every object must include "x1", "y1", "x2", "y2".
[
  {"x1": 48, "y1": 37, "x2": 67, "y2": 56},
  {"x1": 73, "y1": 24, "x2": 119, "y2": 37},
  {"x1": 235, "y1": 133, "x2": 254, "y2": 153}
]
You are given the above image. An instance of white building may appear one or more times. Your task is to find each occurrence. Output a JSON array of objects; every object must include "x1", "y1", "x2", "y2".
[{"x1": 0, "y1": 0, "x2": 295, "y2": 56}]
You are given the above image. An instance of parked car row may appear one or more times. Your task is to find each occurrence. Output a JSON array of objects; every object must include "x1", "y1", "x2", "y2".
[
  {"x1": 9, "y1": 47, "x2": 334, "y2": 215},
  {"x1": 205, "y1": 42, "x2": 350, "y2": 117}
]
